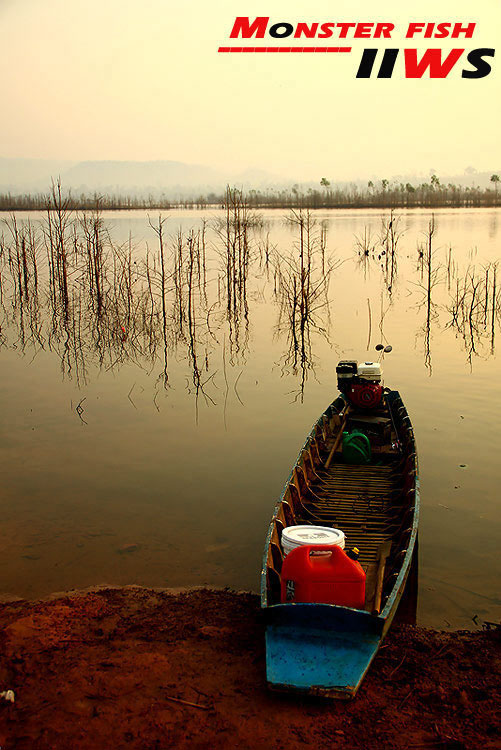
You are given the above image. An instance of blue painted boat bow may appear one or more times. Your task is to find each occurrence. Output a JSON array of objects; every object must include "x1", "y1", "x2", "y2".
[{"x1": 265, "y1": 603, "x2": 384, "y2": 698}]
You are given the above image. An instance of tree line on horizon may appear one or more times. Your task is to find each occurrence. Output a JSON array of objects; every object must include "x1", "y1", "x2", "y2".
[{"x1": 0, "y1": 174, "x2": 499, "y2": 211}]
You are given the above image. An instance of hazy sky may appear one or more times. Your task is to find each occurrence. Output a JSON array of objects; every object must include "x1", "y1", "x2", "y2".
[{"x1": 1, "y1": 0, "x2": 499, "y2": 180}]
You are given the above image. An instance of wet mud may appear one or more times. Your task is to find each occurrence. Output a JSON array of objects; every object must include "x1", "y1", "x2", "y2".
[{"x1": 0, "y1": 587, "x2": 499, "y2": 749}]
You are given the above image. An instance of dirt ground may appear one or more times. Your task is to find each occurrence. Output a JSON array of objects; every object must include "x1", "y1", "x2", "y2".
[{"x1": 0, "y1": 587, "x2": 499, "y2": 750}]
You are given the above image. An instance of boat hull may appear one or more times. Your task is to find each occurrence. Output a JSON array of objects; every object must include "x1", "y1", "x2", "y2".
[{"x1": 262, "y1": 390, "x2": 419, "y2": 698}]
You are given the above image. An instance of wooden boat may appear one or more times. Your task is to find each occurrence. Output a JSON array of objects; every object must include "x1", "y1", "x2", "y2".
[{"x1": 261, "y1": 388, "x2": 419, "y2": 699}]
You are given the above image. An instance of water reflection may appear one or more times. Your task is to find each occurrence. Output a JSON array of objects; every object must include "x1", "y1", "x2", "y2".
[
  {"x1": 2, "y1": 205, "x2": 501, "y2": 401},
  {"x1": 1, "y1": 206, "x2": 501, "y2": 627},
  {"x1": 2, "y1": 206, "x2": 501, "y2": 399}
]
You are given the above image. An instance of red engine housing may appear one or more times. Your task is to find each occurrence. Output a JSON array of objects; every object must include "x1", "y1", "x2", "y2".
[{"x1": 348, "y1": 382, "x2": 383, "y2": 409}]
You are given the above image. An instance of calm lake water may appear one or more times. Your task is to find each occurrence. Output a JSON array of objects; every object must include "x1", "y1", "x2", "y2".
[{"x1": 1, "y1": 207, "x2": 500, "y2": 629}]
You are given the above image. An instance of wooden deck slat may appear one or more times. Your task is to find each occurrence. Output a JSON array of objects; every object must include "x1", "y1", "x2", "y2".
[{"x1": 291, "y1": 453, "x2": 402, "y2": 568}]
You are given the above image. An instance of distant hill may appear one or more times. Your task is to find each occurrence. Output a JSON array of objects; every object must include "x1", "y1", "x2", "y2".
[
  {"x1": 0, "y1": 158, "x2": 279, "y2": 198},
  {"x1": 0, "y1": 158, "x2": 76, "y2": 191},
  {"x1": 0, "y1": 158, "x2": 499, "y2": 198},
  {"x1": 61, "y1": 160, "x2": 225, "y2": 193}
]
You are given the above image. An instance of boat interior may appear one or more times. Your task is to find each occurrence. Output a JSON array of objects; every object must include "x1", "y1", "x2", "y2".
[{"x1": 264, "y1": 390, "x2": 417, "y2": 614}]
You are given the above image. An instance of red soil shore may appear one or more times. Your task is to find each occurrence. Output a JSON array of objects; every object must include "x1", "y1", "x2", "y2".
[{"x1": 0, "y1": 587, "x2": 499, "y2": 750}]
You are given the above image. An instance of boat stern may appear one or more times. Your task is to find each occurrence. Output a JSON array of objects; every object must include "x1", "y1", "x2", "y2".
[{"x1": 265, "y1": 603, "x2": 383, "y2": 699}]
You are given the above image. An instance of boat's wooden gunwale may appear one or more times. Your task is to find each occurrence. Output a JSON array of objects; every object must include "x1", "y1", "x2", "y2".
[{"x1": 261, "y1": 397, "x2": 344, "y2": 606}]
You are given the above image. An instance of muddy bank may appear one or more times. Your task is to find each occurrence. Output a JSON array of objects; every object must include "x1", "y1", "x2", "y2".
[{"x1": 0, "y1": 587, "x2": 499, "y2": 749}]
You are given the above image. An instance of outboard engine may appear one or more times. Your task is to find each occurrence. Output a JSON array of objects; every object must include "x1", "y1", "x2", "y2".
[
  {"x1": 348, "y1": 362, "x2": 383, "y2": 409},
  {"x1": 336, "y1": 360, "x2": 358, "y2": 395}
]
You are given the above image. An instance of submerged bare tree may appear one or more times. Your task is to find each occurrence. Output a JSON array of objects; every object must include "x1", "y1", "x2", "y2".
[
  {"x1": 379, "y1": 211, "x2": 403, "y2": 295},
  {"x1": 446, "y1": 261, "x2": 500, "y2": 363},
  {"x1": 148, "y1": 214, "x2": 169, "y2": 387},
  {"x1": 354, "y1": 212, "x2": 403, "y2": 296},
  {"x1": 412, "y1": 217, "x2": 441, "y2": 373},
  {"x1": 6, "y1": 188, "x2": 501, "y2": 415},
  {"x1": 213, "y1": 186, "x2": 259, "y2": 362},
  {"x1": 274, "y1": 209, "x2": 336, "y2": 400}
]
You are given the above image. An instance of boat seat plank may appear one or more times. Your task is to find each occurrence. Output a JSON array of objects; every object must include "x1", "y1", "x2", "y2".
[{"x1": 287, "y1": 451, "x2": 403, "y2": 572}]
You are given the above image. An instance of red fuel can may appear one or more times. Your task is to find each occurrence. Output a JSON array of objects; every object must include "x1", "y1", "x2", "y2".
[{"x1": 280, "y1": 545, "x2": 366, "y2": 608}]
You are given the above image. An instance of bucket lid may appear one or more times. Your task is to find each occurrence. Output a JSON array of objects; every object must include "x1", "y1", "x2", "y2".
[{"x1": 282, "y1": 525, "x2": 345, "y2": 548}]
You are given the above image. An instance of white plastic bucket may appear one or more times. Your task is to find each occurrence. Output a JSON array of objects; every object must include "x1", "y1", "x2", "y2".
[{"x1": 281, "y1": 525, "x2": 345, "y2": 557}]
